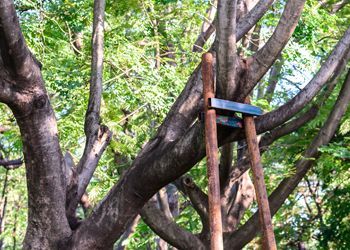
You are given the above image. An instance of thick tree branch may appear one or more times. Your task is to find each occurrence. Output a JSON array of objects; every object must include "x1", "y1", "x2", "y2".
[
  {"x1": 236, "y1": 0, "x2": 274, "y2": 41},
  {"x1": 68, "y1": 8, "x2": 349, "y2": 250},
  {"x1": 0, "y1": 2, "x2": 72, "y2": 248},
  {"x1": 216, "y1": 0, "x2": 237, "y2": 99},
  {"x1": 141, "y1": 196, "x2": 206, "y2": 250},
  {"x1": 0, "y1": 0, "x2": 38, "y2": 79},
  {"x1": 219, "y1": 143, "x2": 234, "y2": 190},
  {"x1": 225, "y1": 68, "x2": 350, "y2": 249},
  {"x1": 254, "y1": 27, "x2": 350, "y2": 133},
  {"x1": 237, "y1": 0, "x2": 306, "y2": 100}
]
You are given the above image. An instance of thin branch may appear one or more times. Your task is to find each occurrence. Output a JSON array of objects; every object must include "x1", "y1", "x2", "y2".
[
  {"x1": 193, "y1": 0, "x2": 274, "y2": 53},
  {"x1": 193, "y1": 1, "x2": 217, "y2": 52},
  {"x1": 330, "y1": 0, "x2": 350, "y2": 13},
  {"x1": 264, "y1": 54, "x2": 284, "y2": 103},
  {"x1": 84, "y1": 0, "x2": 105, "y2": 139},
  {"x1": 176, "y1": 176, "x2": 209, "y2": 230},
  {"x1": 236, "y1": 0, "x2": 274, "y2": 41},
  {"x1": 115, "y1": 215, "x2": 141, "y2": 250},
  {"x1": 193, "y1": 17, "x2": 216, "y2": 52},
  {"x1": 157, "y1": 188, "x2": 173, "y2": 220},
  {"x1": 0, "y1": 158, "x2": 23, "y2": 169}
]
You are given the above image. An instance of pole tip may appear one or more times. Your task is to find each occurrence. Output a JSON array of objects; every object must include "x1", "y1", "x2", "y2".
[{"x1": 202, "y1": 52, "x2": 213, "y2": 63}]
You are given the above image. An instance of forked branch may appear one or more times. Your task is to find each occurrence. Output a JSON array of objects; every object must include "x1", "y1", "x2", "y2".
[{"x1": 66, "y1": 0, "x2": 112, "y2": 222}]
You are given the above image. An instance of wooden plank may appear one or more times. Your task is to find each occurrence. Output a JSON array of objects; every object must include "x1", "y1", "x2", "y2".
[
  {"x1": 209, "y1": 97, "x2": 263, "y2": 116},
  {"x1": 202, "y1": 52, "x2": 223, "y2": 250},
  {"x1": 243, "y1": 97, "x2": 277, "y2": 250}
]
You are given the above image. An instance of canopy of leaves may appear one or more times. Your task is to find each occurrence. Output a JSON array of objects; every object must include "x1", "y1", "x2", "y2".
[{"x1": 0, "y1": 0, "x2": 349, "y2": 249}]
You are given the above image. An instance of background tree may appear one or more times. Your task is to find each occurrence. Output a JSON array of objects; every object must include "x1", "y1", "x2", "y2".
[{"x1": 0, "y1": 0, "x2": 349, "y2": 249}]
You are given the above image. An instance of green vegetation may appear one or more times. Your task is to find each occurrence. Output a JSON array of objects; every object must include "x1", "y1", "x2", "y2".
[{"x1": 0, "y1": 0, "x2": 349, "y2": 249}]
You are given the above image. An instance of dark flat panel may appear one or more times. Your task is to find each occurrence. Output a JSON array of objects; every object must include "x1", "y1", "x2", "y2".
[
  {"x1": 209, "y1": 98, "x2": 263, "y2": 116},
  {"x1": 199, "y1": 113, "x2": 243, "y2": 128},
  {"x1": 216, "y1": 115, "x2": 242, "y2": 128}
]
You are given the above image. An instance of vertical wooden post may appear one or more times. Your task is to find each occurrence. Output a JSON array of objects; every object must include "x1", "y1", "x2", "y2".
[
  {"x1": 244, "y1": 97, "x2": 277, "y2": 250},
  {"x1": 202, "y1": 52, "x2": 224, "y2": 250}
]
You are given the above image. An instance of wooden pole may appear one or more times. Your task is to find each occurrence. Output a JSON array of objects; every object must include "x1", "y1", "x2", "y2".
[
  {"x1": 202, "y1": 52, "x2": 224, "y2": 250},
  {"x1": 244, "y1": 97, "x2": 277, "y2": 250}
]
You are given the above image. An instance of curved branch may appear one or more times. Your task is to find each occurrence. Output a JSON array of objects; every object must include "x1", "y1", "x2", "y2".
[
  {"x1": 264, "y1": 54, "x2": 284, "y2": 103},
  {"x1": 141, "y1": 196, "x2": 206, "y2": 250},
  {"x1": 225, "y1": 68, "x2": 350, "y2": 249},
  {"x1": 255, "y1": 27, "x2": 350, "y2": 133},
  {"x1": 0, "y1": 0, "x2": 37, "y2": 79},
  {"x1": 176, "y1": 176, "x2": 209, "y2": 230}
]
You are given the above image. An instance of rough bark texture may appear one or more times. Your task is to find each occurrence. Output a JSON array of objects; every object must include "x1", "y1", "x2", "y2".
[
  {"x1": 216, "y1": 0, "x2": 238, "y2": 99},
  {"x1": 1, "y1": 0, "x2": 350, "y2": 249}
]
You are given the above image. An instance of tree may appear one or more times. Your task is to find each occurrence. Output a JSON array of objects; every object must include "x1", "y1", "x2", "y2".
[{"x1": 0, "y1": 0, "x2": 349, "y2": 249}]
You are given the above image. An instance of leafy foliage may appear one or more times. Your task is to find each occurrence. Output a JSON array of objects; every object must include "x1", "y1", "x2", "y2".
[{"x1": 0, "y1": 0, "x2": 350, "y2": 249}]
